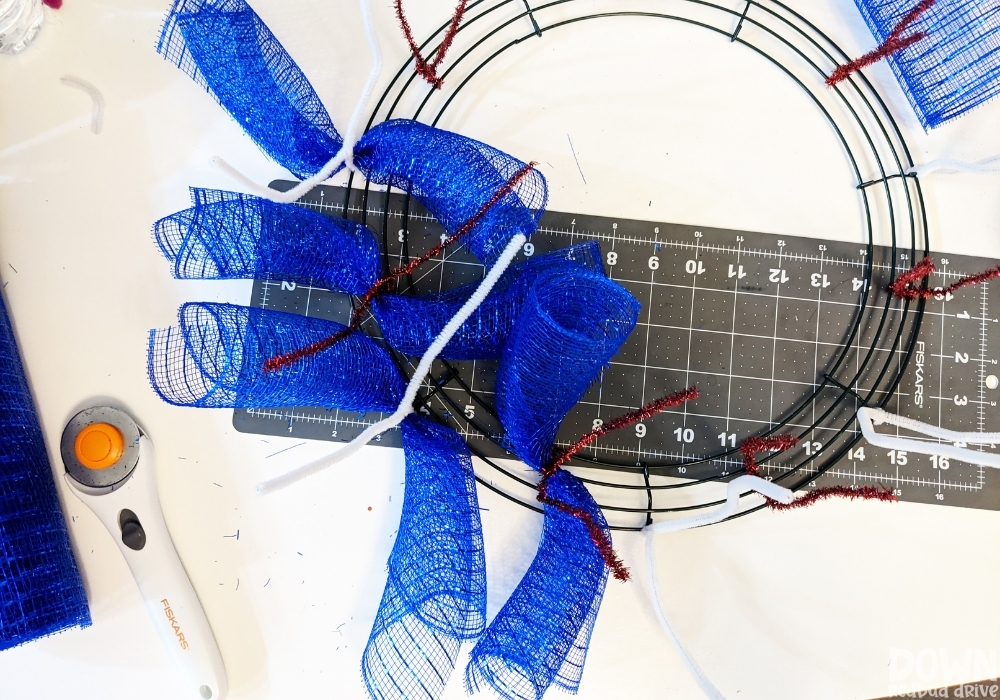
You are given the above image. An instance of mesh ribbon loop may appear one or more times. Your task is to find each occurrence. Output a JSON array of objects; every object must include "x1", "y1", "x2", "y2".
[
  {"x1": 148, "y1": 302, "x2": 403, "y2": 412},
  {"x1": 354, "y1": 120, "x2": 548, "y2": 266},
  {"x1": 466, "y1": 470, "x2": 609, "y2": 700},
  {"x1": 159, "y1": 1, "x2": 547, "y2": 264},
  {"x1": 154, "y1": 188, "x2": 381, "y2": 295},
  {"x1": 158, "y1": 0, "x2": 343, "y2": 179},
  {"x1": 374, "y1": 242, "x2": 605, "y2": 360},
  {"x1": 496, "y1": 267, "x2": 640, "y2": 469},
  {"x1": 363, "y1": 414, "x2": 486, "y2": 700}
]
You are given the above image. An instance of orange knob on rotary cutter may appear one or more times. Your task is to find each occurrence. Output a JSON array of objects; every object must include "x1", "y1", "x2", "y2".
[{"x1": 74, "y1": 423, "x2": 125, "y2": 469}]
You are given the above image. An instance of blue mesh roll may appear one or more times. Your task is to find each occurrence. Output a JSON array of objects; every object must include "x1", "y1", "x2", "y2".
[
  {"x1": 373, "y1": 242, "x2": 605, "y2": 360},
  {"x1": 466, "y1": 470, "x2": 609, "y2": 700},
  {"x1": 854, "y1": 0, "x2": 1000, "y2": 128},
  {"x1": 0, "y1": 292, "x2": 90, "y2": 649},
  {"x1": 154, "y1": 188, "x2": 381, "y2": 295},
  {"x1": 148, "y1": 302, "x2": 403, "y2": 411},
  {"x1": 354, "y1": 120, "x2": 548, "y2": 266},
  {"x1": 496, "y1": 268, "x2": 640, "y2": 469},
  {"x1": 362, "y1": 414, "x2": 486, "y2": 700},
  {"x1": 158, "y1": 0, "x2": 342, "y2": 178}
]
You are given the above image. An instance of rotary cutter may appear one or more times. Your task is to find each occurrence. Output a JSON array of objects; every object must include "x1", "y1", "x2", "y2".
[{"x1": 61, "y1": 406, "x2": 228, "y2": 700}]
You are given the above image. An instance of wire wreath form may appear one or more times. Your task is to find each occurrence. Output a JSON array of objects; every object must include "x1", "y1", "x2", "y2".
[{"x1": 335, "y1": 0, "x2": 929, "y2": 530}]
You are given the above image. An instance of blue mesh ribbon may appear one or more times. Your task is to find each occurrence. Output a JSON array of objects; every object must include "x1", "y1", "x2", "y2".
[
  {"x1": 147, "y1": 302, "x2": 403, "y2": 411},
  {"x1": 158, "y1": 1, "x2": 547, "y2": 266},
  {"x1": 854, "y1": 0, "x2": 1000, "y2": 128},
  {"x1": 353, "y1": 121, "x2": 547, "y2": 266},
  {"x1": 459, "y1": 266, "x2": 637, "y2": 699},
  {"x1": 496, "y1": 267, "x2": 640, "y2": 469},
  {"x1": 363, "y1": 414, "x2": 486, "y2": 700},
  {"x1": 158, "y1": 0, "x2": 342, "y2": 178},
  {"x1": 0, "y1": 292, "x2": 91, "y2": 649},
  {"x1": 374, "y1": 242, "x2": 605, "y2": 360},
  {"x1": 465, "y1": 470, "x2": 609, "y2": 700},
  {"x1": 154, "y1": 188, "x2": 381, "y2": 295}
]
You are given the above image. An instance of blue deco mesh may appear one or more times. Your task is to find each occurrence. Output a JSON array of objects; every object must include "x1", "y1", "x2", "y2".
[
  {"x1": 854, "y1": 0, "x2": 1000, "y2": 128},
  {"x1": 157, "y1": 0, "x2": 342, "y2": 178},
  {"x1": 158, "y1": 1, "x2": 547, "y2": 266},
  {"x1": 496, "y1": 267, "x2": 640, "y2": 469},
  {"x1": 362, "y1": 414, "x2": 486, "y2": 700},
  {"x1": 0, "y1": 293, "x2": 90, "y2": 649},
  {"x1": 352, "y1": 120, "x2": 548, "y2": 267},
  {"x1": 147, "y1": 302, "x2": 403, "y2": 412},
  {"x1": 466, "y1": 469, "x2": 609, "y2": 700},
  {"x1": 374, "y1": 242, "x2": 604, "y2": 360},
  {"x1": 154, "y1": 188, "x2": 381, "y2": 295}
]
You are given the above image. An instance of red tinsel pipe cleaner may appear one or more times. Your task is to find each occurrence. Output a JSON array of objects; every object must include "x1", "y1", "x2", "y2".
[
  {"x1": 741, "y1": 435, "x2": 896, "y2": 509},
  {"x1": 395, "y1": 0, "x2": 468, "y2": 88},
  {"x1": 826, "y1": 0, "x2": 935, "y2": 87},
  {"x1": 540, "y1": 386, "x2": 699, "y2": 582},
  {"x1": 262, "y1": 161, "x2": 537, "y2": 373},
  {"x1": 887, "y1": 256, "x2": 1000, "y2": 301}
]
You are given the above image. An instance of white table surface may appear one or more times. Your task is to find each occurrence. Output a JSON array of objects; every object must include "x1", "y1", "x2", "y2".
[{"x1": 1, "y1": 0, "x2": 999, "y2": 698}]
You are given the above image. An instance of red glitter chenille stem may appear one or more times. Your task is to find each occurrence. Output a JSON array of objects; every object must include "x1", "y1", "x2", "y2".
[
  {"x1": 42, "y1": 0, "x2": 62, "y2": 7},
  {"x1": 741, "y1": 435, "x2": 896, "y2": 508},
  {"x1": 549, "y1": 386, "x2": 699, "y2": 471},
  {"x1": 540, "y1": 387, "x2": 700, "y2": 583},
  {"x1": 740, "y1": 435, "x2": 800, "y2": 476},
  {"x1": 394, "y1": 0, "x2": 468, "y2": 89},
  {"x1": 887, "y1": 256, "x2": 1000, "y2": 301},
  {"x1": 826, "y1": 0, "x2": 935, "y2": 87},
  {"x1": 262, "y1": 162, "x2": 537, "y2": 372},
  {"x1": 536, "y1": 484, "x2": 631, "y2": 582},
  {"x1": 767, "y1": 484, "x2": 896, "y2": 511}
]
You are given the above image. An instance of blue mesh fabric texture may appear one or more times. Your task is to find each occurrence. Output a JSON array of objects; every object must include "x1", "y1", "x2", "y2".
[
  {"x1": 148, "y1": 302, "x2": 403, "y2": 411},
  {"x1": 362, "y1": 414, "x2": 486, "y2": 700},
  {"x1": 354, "y1": 120, "x2": 548, "y2": 266},
  {"x1": 158, "y1": 3, "x2": 547, "y2": 261},
  {"x1": 373, "y1": 242, "x2": 605, "y2": 360},
  {"x1": 0, "y1": 293, "x2": 91, "y2": 649},
  {"x1": 465, "y1": 469, "x2": 609, "y2": 700},
  {"x1": 495, "y1": 268, "x2": 640, "y2": 469},
  {"x1": 854, "y1": 0, "x2": 1000, "y2": 128},
  {"x1": 157, "y1": 0, "x2": 342, "y2": 178},
  {"x1": 154, "y1": 188, "x2": 381, "y2": 295}
]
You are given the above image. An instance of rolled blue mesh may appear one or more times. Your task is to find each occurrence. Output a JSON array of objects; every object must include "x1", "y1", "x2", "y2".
[
  {"x1": 157, "y1": 0, "x2": 342, "y2": 178},
  {"x1": 148, "y1": 302, "x2": 403, "y2": 411},
  {"x1": 374, "y1": 242, "x2": 605, "y2": 360},
  {"x1": 154, "y1": 188, "x2": 381, "y2": 295},
  {"x1": 0, "y1": 293, "x2": 90, "y2": 649},
  {"x1": 854, "y1": 0, "x2": 1000, "y2": 128},
  {"x1": 496, "y1": 268, "x2": 640, "y2": 469},
  {"x1": 362, "y1": 414, "x2": 486, "y2": 700},
  {"x1": 354, "y1": 120, "x2": 548, "y2": 266},
  {"x1": 466, "y1": 470, "x2": 609, "y2": 700}
]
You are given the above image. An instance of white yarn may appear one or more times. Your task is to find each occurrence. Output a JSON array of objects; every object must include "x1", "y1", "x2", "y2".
[
  {"x1": 60, "y1": 76, "x2": 104, "y2": 134},
  {"x1": 212, "y1": 0, "x2": 383, "y2": 204},
  {"x1": 257, "y1": 233, "x2": 527, "y2": 495},
  {"x1": 643, "y1": 475, "x2": 794, "y2": 700},
  {"x1": 907, "y1": 155, "x2": 1000, "y2": 178},
  {"x1": 857, "y1": 407, "x2": 1000, "y2": 468}
]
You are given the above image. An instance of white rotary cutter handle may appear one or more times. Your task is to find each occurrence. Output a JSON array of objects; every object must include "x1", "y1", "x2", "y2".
[{"x1": 61, "y1": 406, "x2": 228, "y2": 700}]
